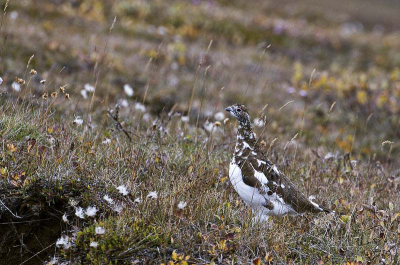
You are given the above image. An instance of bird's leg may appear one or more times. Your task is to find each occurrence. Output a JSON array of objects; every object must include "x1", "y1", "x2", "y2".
[{"x1": 251, "y1": 209, "x2": 271, "y2": 223}]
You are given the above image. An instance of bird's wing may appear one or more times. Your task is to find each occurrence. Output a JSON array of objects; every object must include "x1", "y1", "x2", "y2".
[
  {"x1": 250, "y1": 155, "x2": 326, "y2": 214},
  {"x1": 236, "y1": 157, "x2": 274, "y2": 210}
]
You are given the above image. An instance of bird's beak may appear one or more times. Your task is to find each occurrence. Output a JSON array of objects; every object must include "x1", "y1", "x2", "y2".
[{"x1": 225, "y1": 106, "x2": 232, "y2": 112}]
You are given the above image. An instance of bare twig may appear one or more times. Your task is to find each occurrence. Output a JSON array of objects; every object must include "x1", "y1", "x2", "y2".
[
  {"x1": 20, "y1": 243, "x2": 55, "y2": 265},
  {"x1": 107, "y1": 100, "x2": 132, "y2": 142},
  {"x1": 0, "y1": 199, "x2": 22, "y2": 219}
]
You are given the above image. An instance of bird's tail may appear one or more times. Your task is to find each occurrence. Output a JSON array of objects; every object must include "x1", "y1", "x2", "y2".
[
  {"x1": 319, "y1": 204, "x2": 333, "y2": 214},
  {"x1": 309, "y1": 199, "x2": 333, "y2": 214}
]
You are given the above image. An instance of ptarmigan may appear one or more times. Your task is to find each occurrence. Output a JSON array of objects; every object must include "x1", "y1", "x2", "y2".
[{"x1": 225, "y1": 104, "x2": 330, "y2": 221}]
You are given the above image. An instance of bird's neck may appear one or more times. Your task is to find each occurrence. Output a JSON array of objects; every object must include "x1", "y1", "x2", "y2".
[{"x1": 236, "y1": 122, "x2": 257, "y2": 149}]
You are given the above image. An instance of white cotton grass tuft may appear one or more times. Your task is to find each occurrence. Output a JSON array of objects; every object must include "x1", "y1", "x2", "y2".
[
  {"x1": 254, "y1": 118, "x2": 264, "y2": 128},
  {"x1": 80, "y1": 89, "x2": 88, "y2": 99},
  {"x1": 382, "y1": 140, "x2": 394, "y2": 147},
  {"x1": 103, "y1": 194, "x2": 114, "y2": 204},
  {"x1": 62, "y1": 213, "x2": 68, "y2": 223},
  {"x1": 135, "y1": 102, "x2": 146, "y2": 112},
  {"x1": 113, "y1": 204, "x2": 123, "y2": 213},
  {"x1": 134, "y1": 198, "x2": 142, "y2": 204},
  {"x1": 11, "y1": 82, "x2": 21, "y2": 92},
  {"x1": 181, "y1": 116, "x2": 189, "y2": 123},
  {"x1": 48, "y1": 257, "x2": 58, "y2": 265},
  {"x1": 84, "y1": 83, "x2": 95, "y2": 92},
  {"x1": 95, "y1": 226, "x2": 105, "y2": 235},
  {"x1": 9, "y1": 11, "x2": 18, "y2": 20},
  {"x1": 147, "y1": 191, "x2": 158, "y2": 199},
  {"x1": 120, "y1": 99, "x2": 129, "y2": 107},
  {"x1": 73, "y1": 116, "x2": 83, "y2": 126},
  {"x1": 324, "y1": 152, "x2": 338, "y2": 160},
  {"x1": 177, "y1": 201, "x2": 187, "y2": 209},
  {"x1": 124, "y1": 84, "x2": 134, "y2": 97},
  {"x1": 0, "y1": 77, "x2": 3, "y2": 85},
  {"x1": 204, "y1": 121, "x2": 217, "y2": 134},
  {"x1": 81, "y1": 83, "x2": 95, "y2": 99},
  {"x1": 56, "y1": 235, "x2": 71, "y2": 250},
  {"x1": 75, "y1": 207, "x2": 85, "y2": 219},
  {"x1": 48, "y1": 136, "x2": 55, "y2": 147},
  {"x1": 90, "y1": 242, "x2": 98, "y2": 248},
  {"x1": 143, "y1": 113, "x2": 152, "y2": 122},
  {"x1": 117, "y1": 185, "x2": 129, "y2": 196},
  {"x1": 214, "y1": 112, "x2": 225, "y2": 121},
  {"x1": 68, "y1": 198, "x2": 78, "y2": 207},
  {"x1": 85, "y1": 206, "x2": 97, "y2": 217},
  {"x1": 102, "y1": 138, "x2": 111, "y2": 144}
]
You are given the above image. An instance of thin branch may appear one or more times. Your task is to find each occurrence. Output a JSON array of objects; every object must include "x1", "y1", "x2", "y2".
[
  {"x1": 107, "y1": 100, "x2": 132, "y2": 142},
  {"x1": 0, "y1": 199, "x2": 22, "y2": 219}
]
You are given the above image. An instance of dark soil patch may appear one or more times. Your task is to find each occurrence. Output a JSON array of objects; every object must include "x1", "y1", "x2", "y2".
[{"x1": 0, "y1": 192, "x2": 66, "y2": 264}]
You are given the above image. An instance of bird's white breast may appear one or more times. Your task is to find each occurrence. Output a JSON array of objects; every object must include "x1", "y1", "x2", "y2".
[
  {"x1": 229, "y1": 159, "x2": 297, "y2": 217},
  {"x1": 229, "y1": 160, "x2": 265, "y2": 207}
]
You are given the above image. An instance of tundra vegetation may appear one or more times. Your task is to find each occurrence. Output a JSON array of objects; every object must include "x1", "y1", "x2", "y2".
[{"x1": 0, "y1": 0, "x2": 399, "y2": 264}]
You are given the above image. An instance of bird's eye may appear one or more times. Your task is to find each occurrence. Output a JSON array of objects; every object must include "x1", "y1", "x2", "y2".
[{"x1": 236, "y1": 108, "x2": 241, "y2": 112}]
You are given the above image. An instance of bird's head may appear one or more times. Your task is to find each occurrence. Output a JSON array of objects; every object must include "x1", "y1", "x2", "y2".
[{"x1": 225, "y1": 104, "x2": 251, "y2": 127}]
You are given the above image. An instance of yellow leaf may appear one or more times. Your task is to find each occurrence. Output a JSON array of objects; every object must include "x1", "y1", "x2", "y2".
[
  {"x1": 185, "y1": 256, "x2": 190, "y2": 261},
  {"x1": 356, "y1": 91, "x2": 368, "y2": 105},
  {"x1": 147, "y1": 49, "x2": 158, "y2": 59},
  {"x1": 377, "y1": 93, "x2": 388, "y2": 108},
  {"x1": 181, "y1": 261, "x2": 188, "y2": 265},
  {"x1": 338, "y1": 177, "x2": 344, "y2": 184},
  {"x1": 340, "y1": 215, "x2": 350, "y2": 223},
  {"x1": 252, "y1": 258, "x2": 261, "y2": 265},
  {"x1": 220, "y1": 177, "x2": 227, "y2": 183},
  {"x1": 265, "y1": 252, "x2": 273, "y2": 261},
  {"x1": 7, "y1": 144, "x2": 17, "y2": 152},
  {"x1": 172, "y1": 250, "x2": 178, "y2": 261},
  {"x1": 47, "y1": 127, "x2": 54, "y2": 133},
  {"x1": 0, "y1": 167, "x2": 7, "y2": 175}
]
